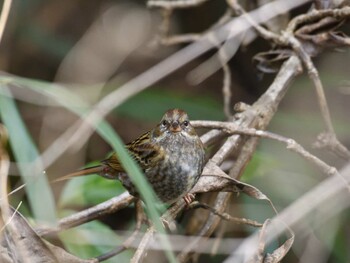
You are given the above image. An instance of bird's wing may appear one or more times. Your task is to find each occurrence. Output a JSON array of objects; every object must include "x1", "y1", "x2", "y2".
[{"x1": 105, "y1": 131, "x2": 164, "y2": 172}]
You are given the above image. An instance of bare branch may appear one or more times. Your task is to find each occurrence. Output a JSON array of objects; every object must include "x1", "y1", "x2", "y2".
[
  {"x1": 213, "y1": 36, "x2": 233, "y2": 118},
  {"x1": 6, "y1": 1, "x2": 350, "y2": 262},
  {"x1": 224, "y1": 162, "x2": 350, "y2": 262},
  {"x1": 96, "y1": 200, "x2": 145, "y2": 262},
  {"x1": 226, "y1": 1, "x2": 350, "y2": 160},
  {"x1": 28, "y1": 0, "x2": 309, "y2": 176},
  {"x1": 147, "y1": 0, "x2": 210, "y2": 9},
  {"x1": 177, "y1": 55, "x2": 302, "y2": 262},
  {"x1": 192, "y1": 120, "x2": 350, "y2": 191},
  {"x1": 130, "y1": 227, "x2": 156, "y2": 263},
  {"x1": 0, "y1": 126, "x2": 31, "y2": 263},
  {"x1": 0, "y1": 0, "x2": 12, "y2": 44},
  {"x1": 160, "y1": 34, "x2": 201, "y2": 46},
  {"x1": 189, "y1": 201, "x2": 263, "y2": 227},
  {"x1": 286, "y1": 6, "x2": 350, "y2": 34},
  {"x1": 36, "y1": 192, "x2": 135, "y2": 236}
]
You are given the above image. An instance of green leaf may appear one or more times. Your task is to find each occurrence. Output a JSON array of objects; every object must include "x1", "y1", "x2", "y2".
[
  {"x1": 95, "y1": 119, "x2": 177, "y2": 263},
  {"x1": 0, "y1": 86, "x2": 56, "y2": 223},
  {"x1": 115, "y1": 88, "x2": 224, "y2": 122},
  {"x1": 59, "y1": 173, "x2": 126, "y2": 207},
  {"x1": 242, "y1": 150, "x2": 280, "y2": 182},
  {"x1": 59, "y1": 218, "x2": 133, "y2": 262}
]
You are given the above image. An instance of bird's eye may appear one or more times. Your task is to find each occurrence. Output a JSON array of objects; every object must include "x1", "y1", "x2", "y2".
[
  {"x1": 162, "y1": 120, "x2": 168, "y2": 126},
  {"x1": 183, "y1": 120, "x2": 189, "y2": 126}
]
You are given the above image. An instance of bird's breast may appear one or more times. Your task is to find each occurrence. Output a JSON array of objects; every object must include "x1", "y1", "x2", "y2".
[{"x1": 138, "y1": 133, "x2": 205, "y2": 203}]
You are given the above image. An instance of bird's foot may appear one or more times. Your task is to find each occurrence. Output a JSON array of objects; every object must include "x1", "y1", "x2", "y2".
[
  {"x1": 183, "y1": 193, "x2": 195, "y2": 206},
  {"x1": 161, "y1": 218, "x2": 177, "y2": 232}
]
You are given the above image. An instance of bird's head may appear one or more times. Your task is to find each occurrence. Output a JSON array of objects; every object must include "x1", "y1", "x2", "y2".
[{"x1": 154, "y1": 109, "x2": 197, "y2": 138}]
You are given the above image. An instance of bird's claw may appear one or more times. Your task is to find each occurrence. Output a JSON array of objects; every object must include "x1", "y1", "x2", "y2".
[{"x1": 183, "y1": 193, "x2": 195, "y2": 206}]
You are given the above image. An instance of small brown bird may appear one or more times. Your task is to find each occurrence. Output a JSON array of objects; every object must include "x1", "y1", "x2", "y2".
[{"x1": 58, "y1": 109, "x2": 205, "y2": 204}]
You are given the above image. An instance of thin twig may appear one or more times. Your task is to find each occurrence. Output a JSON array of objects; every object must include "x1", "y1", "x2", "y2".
[
  {"x1": 30, "y1": 0, "x2": 308, "y2": 179},
  {"x1": 0, "y1": 201, "x2": 22, "y2": 232},
  {"x1": 225, "y1": 161, "x2": 350, "y2": 262},
  {"x1": 131, "y1": 199, "x2": 188, "y2": 262},
  {"x1": 190, "y1": 33, "x2": 233, "y2": 117},
  {"x1": 207, "y1": 34, "x2": 233, "y2": 117},
  {"x1": 0, "y1": 127, "x2": 30, "y2": 263},
  {"x1": 177, "y1": 56, "x2": 302, "y2": 262},
  {"x1": 191, "y1": 120, "x2": 350, "y2": 191},
  {"x1": 147, "y1": 0, "x2": 210, "y2": 9},
  {"x1": 177, "y1": 192, "x2": 231, "y2": 262},
  {"x1": 189, "y1": 201, "x2": 262, "y2": 227},
  {"x1": 0, "y1": 0, "x2": 12, "y2": 44},
  {"x1": 288, "y1": 36, "x2": 350, "y2": 159},
  {"x1": 130, "y1": 227, "x2": 156, "y2": 263},
  {"x1": 96, "y1": 200, "x2": 145, "y2": 262},
  {"x1": 227, "y1": 0, "x2": 283, "y2": 44},
  {"x1": 227, "y1": 0, "x2": 350, "y2": 160},
  {"x1": 288, "y1": 36, "x2": 335, "y2": 133},
  {"x1": 0, "y1": 2, "x2": 29, "y2": 261},
  {"x1": 159, "y1": 8, "x2": 172, "y2": 40},
  {"x1": 153, "y1": 4, "x2": 232, "y2": 51},
  {"x1": 160, "y1": 34, "x2": 201, "y2": 45},
  {"x1": 286, "y1": 6, "x2": 350, "y2": 34},
  {"x1": 0, "y1": 126, "x2": 11, "y2": 229},
  {"x1": 314, "y1": 132, "x2": 350, "y2": 159}
]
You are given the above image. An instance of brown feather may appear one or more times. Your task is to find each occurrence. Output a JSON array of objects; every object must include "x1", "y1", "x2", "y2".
[
  {"x1": 104, "y1": 130, "x2": 164, "y2": 171},
  {"x1": 53, "y1": 108, "x2": 205, "y2": 204},
  {"x1": 53, "y1": 165, "x2": 103, "y2": 183}
]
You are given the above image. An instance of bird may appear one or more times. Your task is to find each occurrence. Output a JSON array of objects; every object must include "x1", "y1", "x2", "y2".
[{"x1": 56, "y1": 109, "x2": 205, "y2": 205}]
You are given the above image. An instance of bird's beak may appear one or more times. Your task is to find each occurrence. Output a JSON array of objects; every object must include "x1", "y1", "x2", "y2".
[{"x1": 169, "y1": 121, "x2": 181, "y2": 133}]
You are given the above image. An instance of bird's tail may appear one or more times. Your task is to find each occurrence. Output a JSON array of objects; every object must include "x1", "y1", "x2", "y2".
[{"x1": 53, "y1": 165, "x2": 103, "y2": 183}]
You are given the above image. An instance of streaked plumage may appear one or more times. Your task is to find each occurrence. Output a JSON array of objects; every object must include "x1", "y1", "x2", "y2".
[{"x1": 58, "y1": 109, "x2": 205, "y2": 204}]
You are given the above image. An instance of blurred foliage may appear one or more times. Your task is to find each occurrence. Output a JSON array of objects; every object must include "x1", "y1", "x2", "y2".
[
  {"x1": 59, "y1": 219, "x2": 133, "y2": 263},
  {"x1": 0, "y1": 0, "x2": 349, "y2": 262},
  {"x1": 115, "y1": 88, "x2": 225, "y2": 122},
  {"x1": 0, "y1": 87, "x2": 56, "y2": 223},
  {"x1": 20, "y1": 23, "x2": 73, "y2": 59},
  {"x1": 59, "y1": 171, "x2": 126, "y2": 208},
  {"x1": 0, "y1": 75, "x2": 177, "y2": 262}
]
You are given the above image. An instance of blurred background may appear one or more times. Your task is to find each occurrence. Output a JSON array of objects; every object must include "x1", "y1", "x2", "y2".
[{"x1": 1, "y1": 0, "x2": 350, "y2": 262}]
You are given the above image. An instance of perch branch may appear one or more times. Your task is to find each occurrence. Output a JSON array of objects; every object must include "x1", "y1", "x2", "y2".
[{"x1": 191, "y1": 120, "x2": 350, "y2": 191}]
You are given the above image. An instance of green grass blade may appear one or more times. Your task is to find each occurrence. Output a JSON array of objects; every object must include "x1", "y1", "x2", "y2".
[
  {"x1": 0, "y1": 85, "x2": 56, "y2": 223},
  {"x1": 1, "y1": 76, "x2": 177, "y2": 262},
  {"x1": 59, "y1": 219, "x2": 133, "y2": 263},
  {"x1": 96, "y1": 120, "x2": 177, "y2": 262}
]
